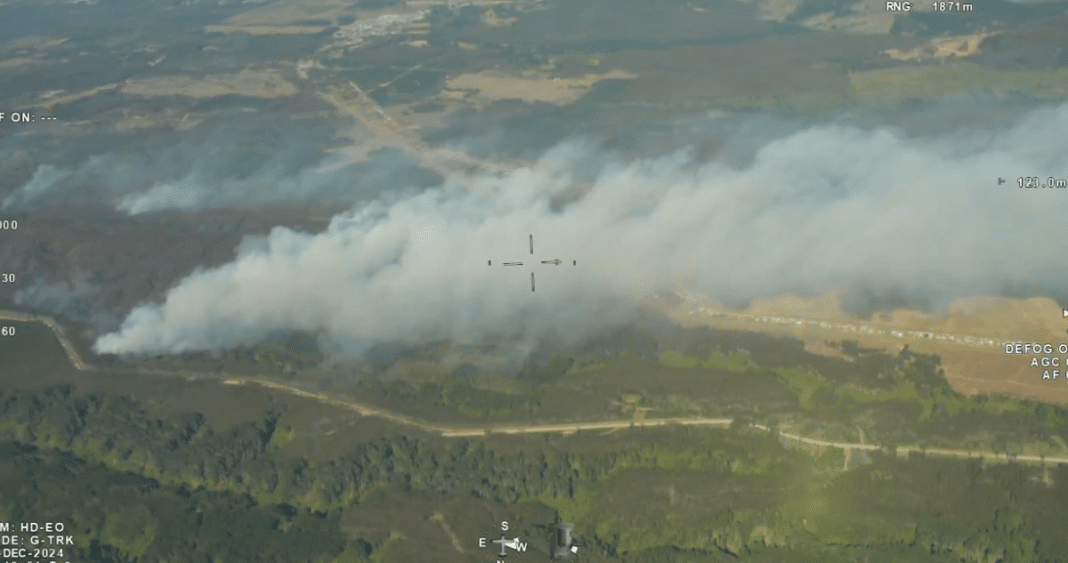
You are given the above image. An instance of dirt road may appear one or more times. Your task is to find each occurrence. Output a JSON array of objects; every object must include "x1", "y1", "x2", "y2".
[
  {"x1": 0, "y1": 310, "x2": 89, "y2": 370},
  {"x1": 5, "y1": 310, "x2": 1067, "y2": 465},
  {"x1": 437, "y1": 417, "x2": 734, "y2": 437},
  {"x1": 322, "y1": 81, "x2": 516, "y2": 180}
]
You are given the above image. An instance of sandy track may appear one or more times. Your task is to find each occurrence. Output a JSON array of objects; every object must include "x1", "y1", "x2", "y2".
[
  {"x1": 5, "y1": 310, "x2": 1067, "y2": 465},
  {"x1": 322, "y1": 81, "x2": 515, "y2": 180},
  {"x1": 438, "y1": 417, "x2": 733, "y2": 437},
  {"x1": 0, "y1": 310, "x2": 89, "y2": 370}
]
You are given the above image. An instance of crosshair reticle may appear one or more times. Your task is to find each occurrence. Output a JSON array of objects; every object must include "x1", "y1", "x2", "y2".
[{"x1": 487, "y1": 235, "x2": 577, "y2": 292}]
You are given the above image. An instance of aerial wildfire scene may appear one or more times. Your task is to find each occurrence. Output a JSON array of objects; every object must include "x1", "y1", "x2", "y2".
[{"x1": 4, "y1": 0, "x2": 1068, "y2": 561}]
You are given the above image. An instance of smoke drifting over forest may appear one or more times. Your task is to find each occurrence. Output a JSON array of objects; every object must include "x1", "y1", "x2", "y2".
[
  {"x1": 0, "y1": 118, "x2": 442, "y2": 213},
  {"x1": 80, "y1": 102, "x2": 1068, "y2": 356}
]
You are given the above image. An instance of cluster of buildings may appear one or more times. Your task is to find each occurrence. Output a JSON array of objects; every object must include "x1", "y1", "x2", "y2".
[{"x1": 330, "y1": 11, "x2": 430, "y2": 49}]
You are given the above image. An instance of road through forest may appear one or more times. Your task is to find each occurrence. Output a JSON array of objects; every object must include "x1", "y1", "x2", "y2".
[{"x1": 4, "y1": 310, "x2": 1068, "y2": 465}]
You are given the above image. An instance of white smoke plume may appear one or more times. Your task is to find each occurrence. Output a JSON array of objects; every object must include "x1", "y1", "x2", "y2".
[
  {"x1": 15, "y1": 273, "x2": 102, "y2": 322},
  {"x1": 94, "y1": 103, "x2": 1068, "y2": 356},
  {"x1": 0, "y1": 118, "x2": 440, "y2": 214}
]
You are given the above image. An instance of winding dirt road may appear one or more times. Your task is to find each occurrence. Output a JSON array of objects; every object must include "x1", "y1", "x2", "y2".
[{"x1": 4, "y1": 310, "x2": 1068, "y2": 465}]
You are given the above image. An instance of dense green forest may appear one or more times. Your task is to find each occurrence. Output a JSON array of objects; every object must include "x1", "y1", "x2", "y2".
[{"x1": 2, "y1": 378, "x2": 1068, "y2": 562}]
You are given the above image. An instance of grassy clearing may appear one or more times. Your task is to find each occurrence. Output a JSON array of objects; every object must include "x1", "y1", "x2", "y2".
[
  {"x1": 617, "y1": 447, "x2": 732, "y2": 472},
  {"x1": 537, "y1": 488, "x2": 598, "y2": 525},
  {"x1": 775, "y1": 367, "x2": 827, "y2": 410},
  {"x1": 570, "y1": 362, "x2": 608, "y2": 375},
  {"x1": 849, "y1": 63, "x2": 1068, "y2": 101},
  {"x1": 838, "y1": 379, "x2": 924, "y2": 406},
  {"x1": 658, "y1": 350, "x2": 759, "y2": 372},
  {"x1": 539, "y1": 468, "x2": 775, "y2": 554}
]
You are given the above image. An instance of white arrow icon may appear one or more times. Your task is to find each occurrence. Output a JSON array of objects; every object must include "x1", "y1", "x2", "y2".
[{"x1": 492, "y1": 536, "x2": 527, "y2": 556}]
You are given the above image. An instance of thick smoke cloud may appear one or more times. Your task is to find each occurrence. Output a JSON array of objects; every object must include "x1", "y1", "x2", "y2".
[
  {"x1": 15, "y1": 274, "x2": 101, "y2": 321},
  {"x1": 13, "y1": 274, "x2": 120, "y2": 331},
  {"x1": 95, "y1": 102, "x2": 1068, "y2": 356}
]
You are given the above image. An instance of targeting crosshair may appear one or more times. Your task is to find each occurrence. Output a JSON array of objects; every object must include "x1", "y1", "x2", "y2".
[{"x1": 487, "y1": 235, "x2": 577, "y2": 292}]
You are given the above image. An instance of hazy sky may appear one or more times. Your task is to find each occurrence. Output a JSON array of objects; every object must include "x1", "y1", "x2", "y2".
[{"x1": 93, "y1": 101, "x2": 1068, "y2": 356}]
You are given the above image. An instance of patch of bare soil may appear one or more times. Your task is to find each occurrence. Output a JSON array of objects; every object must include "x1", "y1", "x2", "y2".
[
  {"x1": 883, "y1": 32, "x2": 996, "y2": 62},
  {"x1": 662, "y1": 290, "x2": 1067, "y2": 403},
  {"x1": 442, "y1": 70, "x2": 637, "y2": 105},
  {"x1": 940, "y1": 348, "x2": 1068, "y2": 403},
  {"x1": 121, "y1": 70, "x2": 298, "y2": 99},
  {"x1": 204, "y1": 24, "x2": 328, "y2": 35}
]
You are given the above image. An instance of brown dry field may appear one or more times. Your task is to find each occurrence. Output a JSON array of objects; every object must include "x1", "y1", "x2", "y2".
[
  {"x1": 31, "y1": 84, "x2": 119, "y2": 110},
  {"x1": 216, "y1": 0, "x2": 350, "y2": 28},
  {"x1": 883, "y1": 32, "x2": 996, "y2": 62},
  {"x1": 120, "y1": 70, "x2": 299, "y2": 99},
  {"x1": 203, "y1": 24, "x2": 328, "y2": 35},
  {"x1": 800, "y1": 11, "x2": 895, "y2": 35},
  {"x1": 442, "y1": 69, "x2": 638, "y2": 106},
  {"x1": 664, "y1": 291, "x2": 1068, "y2": 405}
]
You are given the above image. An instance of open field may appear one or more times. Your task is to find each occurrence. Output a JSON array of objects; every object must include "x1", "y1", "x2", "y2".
[
  {"x1": 883, "y1": 32, "x2": 995, "y2": 62},
  {"x1": 849, "y1": 63, "x2": 1068, "y2": 101},
  {"x1": 204, "y1": 24, "x2": 328, "y2": 35},
  {"x1": 663, "y1": 291, "x2": 1068, "y2": 404},
  {"x1": 442, "y1": 69, "x2": 637, "y2": 105},
  {"x1": 322, "y1": 79, "x2": 517, "y2": 177},
  {"x1": 801, "y1": 11, "x2": 895, "y2": 35},
  {"x1": 120, "y1": 70, "x2": 300, "y2": 99},
  {"x1": 204, "y1": 0, "x2": 352, "y2": 32}
]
